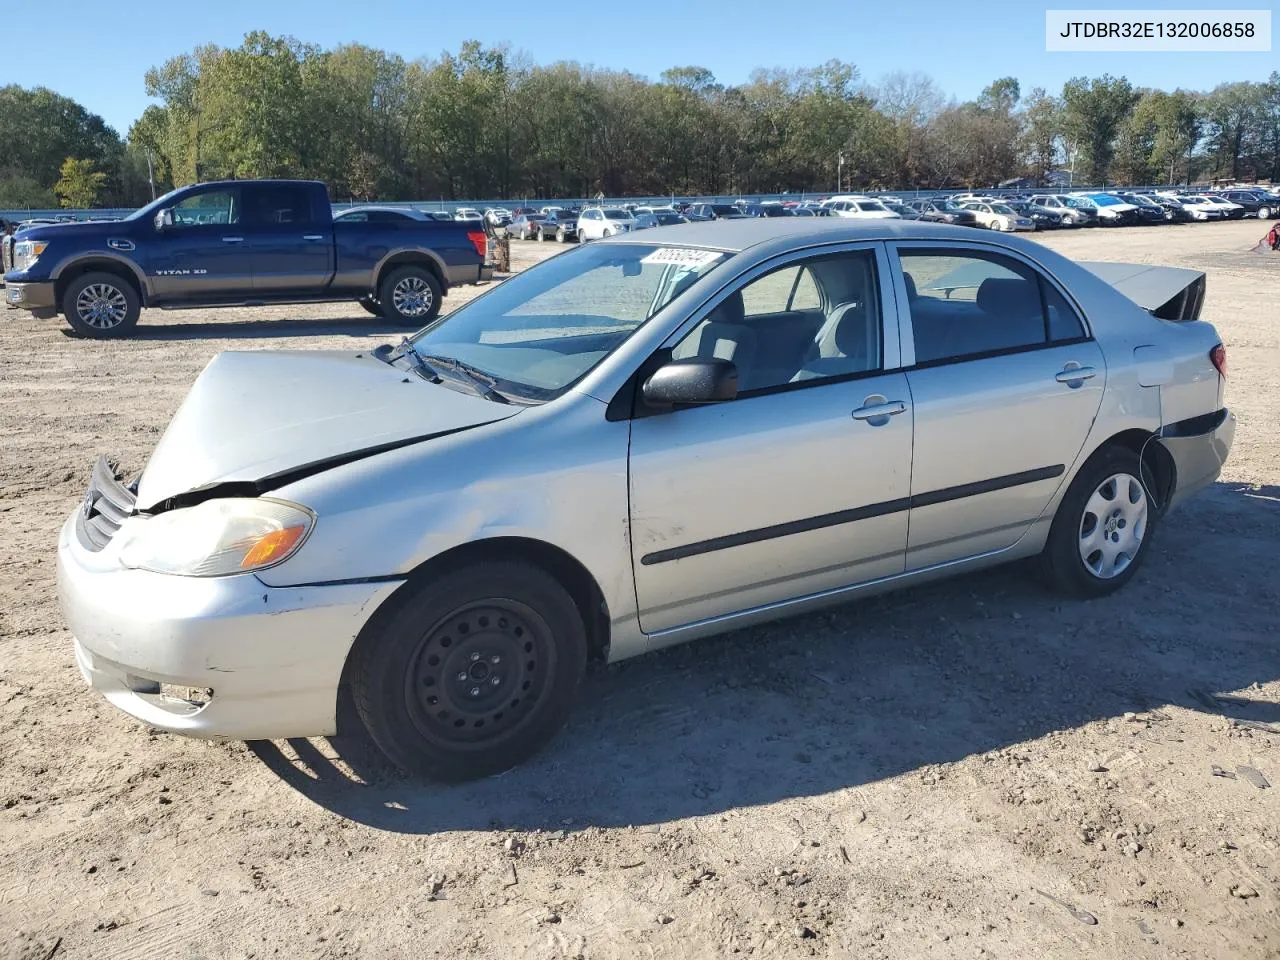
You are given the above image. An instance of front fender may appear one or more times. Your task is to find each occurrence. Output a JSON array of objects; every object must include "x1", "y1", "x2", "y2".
[{"x1": 48, "y1": 250, "x2": 152, "y2": 301}]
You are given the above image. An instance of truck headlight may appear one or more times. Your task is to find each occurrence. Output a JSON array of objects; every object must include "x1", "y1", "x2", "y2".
[
  {"x1": 119, "y1": 499, "x2": 314, "y2": 577},
  {"x1": 13, "y1": 240, "x2": 47, "y2": 268}
]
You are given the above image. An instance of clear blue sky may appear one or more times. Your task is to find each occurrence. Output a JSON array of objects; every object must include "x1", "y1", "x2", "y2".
[{"x1": 3, "y1": 0, "x2": 1273, "y2": 135}]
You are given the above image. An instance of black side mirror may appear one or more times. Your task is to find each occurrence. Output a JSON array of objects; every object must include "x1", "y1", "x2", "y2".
[
  {"x1": 642, "y1": 358, "x2": 738, "y2": 406},
  {"x1": 154, "y1": 208, "x2": 174, "y2": 232}
]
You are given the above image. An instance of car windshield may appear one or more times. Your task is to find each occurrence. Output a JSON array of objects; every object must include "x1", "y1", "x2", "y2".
[
  {"x1": 656, "y1": 213, "x2": 684, "y2": 224},
  {"x1": 710, "y1": 205, "x2": 739, "y2": 215},
  {"x1": 1090, "y1": 195, "x2": 1124, "y2": 206},
  {"x1": 991, "y1": 204, "x2": 1016, "y2": 215},
  {"x1": 406, "y1": 244, "x2": 729, "y2": 401},
  {"x1": 855, "y1": 202, "x2": 885, "y2": 211},
  {"x1": 603, "y1": 209, "x2": 630, "y2": 220},
  {"x1": 1065, "y1": 197, "x2": 1093, "y2": 208}
]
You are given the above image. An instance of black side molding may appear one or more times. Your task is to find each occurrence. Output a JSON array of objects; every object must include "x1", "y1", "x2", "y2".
[{"x1": 640, "y1": 464, "x2": 1065, "y2": 566}]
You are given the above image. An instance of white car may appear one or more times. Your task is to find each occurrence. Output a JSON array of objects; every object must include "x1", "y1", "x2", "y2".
[
  {"x1": 1164, "y1": 195, "x2": 1225, "y2": 221},
  {"x1": 577, "y1": 207, "x2": 637, "y2": 241},
  {"x1": 540, "y1": 206, "x2": 565, "y2": 216},
  {"x1": 961, "y1": 201, "x2": 1036, "y2": 232},
  {"x1": 1070, "y1": 193, "x2": 1139, "y2": 226},
  {"x1": 822, "y1": 197, "x2": 901, "y2": 220},
  {"x1": 1197, "y1": 196, "x2": 1244, "y2": 219},
  {"x1": 454, "y1": 208, "x2": 483, "y2": 222},
  {"x1": 484, "y1": 208, "x2": 512, "y2": 226}
]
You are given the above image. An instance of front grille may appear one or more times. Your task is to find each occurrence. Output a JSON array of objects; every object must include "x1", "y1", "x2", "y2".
[{"x1": 75, "y1": 456, "x2": 137, "y2": 551}]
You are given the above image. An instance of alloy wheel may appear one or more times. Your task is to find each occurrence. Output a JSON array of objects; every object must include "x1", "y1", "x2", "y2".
[
  {"x1": 1078, "y1": 472, "x2": 1148, "y2": 579},
  {"x1": 391, "y1": 276, "x2": 434, "y2": 318},
  {"x1": 75, "y1": 283, "x2": 129, "y2": 329}
]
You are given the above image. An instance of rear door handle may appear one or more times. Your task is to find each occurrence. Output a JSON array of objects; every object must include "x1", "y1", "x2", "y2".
[
  {"x1": 221, "y1": 236, "x2": 244, "y2": 243},
  {"x1": 302, "y1": 234, "x2": 324, "y2": 241},
  {"x1": 852, "y1": 400, "x2": 907, "y2": 421},
  {"x1": 1055, "y1": 364, "x2": 1096, "y2": 385}
]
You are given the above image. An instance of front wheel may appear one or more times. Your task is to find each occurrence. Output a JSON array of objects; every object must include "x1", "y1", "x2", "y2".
[
  {"x1": 378, "y1": 265, "x2": 443, "y2": 327},
  {"x1": 557, "y1": 228, "x2": 567, "y2": 243},
  {"x1": 351, "y1": 561, "x2": 588, "y2": 780},
  {"x1": 1259, "y1": 206, "x2": 1273, "y2": 219},
  {"x1": 1038, "y1": 447, "x2": 1157, "y2": 598},
  {"x1": 62, "y1": 272, "x2": 141, "y2": 338}
]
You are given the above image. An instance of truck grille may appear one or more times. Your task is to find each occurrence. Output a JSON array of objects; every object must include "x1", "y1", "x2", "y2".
[{"x1": 75, "y1": 456, "x2": 137, "y2": 551}]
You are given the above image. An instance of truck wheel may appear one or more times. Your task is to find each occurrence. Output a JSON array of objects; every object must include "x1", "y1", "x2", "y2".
[
  {"x1": 557, "y1": 228, "x2": 567, "y2": 242},
  {"x1": 378, "y1": 266, "x2": 442, "y2": 327},
  {"x1": 62, "y1": 272, "x2": 140, "y2": 339},
  {"x1": 350, "y1": 560, "x2": 588, "y2": 780},
  {"x1": 357, "y1": 296, "x2": 384, "y2": 317}
]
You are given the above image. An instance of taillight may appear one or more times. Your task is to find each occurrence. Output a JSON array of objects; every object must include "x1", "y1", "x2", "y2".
[
  {"x1": 466, "y1": 230, "x2": 487, "y2": 260},
  {"x1": 1210, "y1": 343, "x2": 1227, "y2": 378}
]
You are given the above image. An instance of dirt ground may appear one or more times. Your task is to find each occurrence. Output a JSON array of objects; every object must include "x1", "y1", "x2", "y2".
[{"x1": 1, "y1": 222, "x2": 1277, "y2": 960}]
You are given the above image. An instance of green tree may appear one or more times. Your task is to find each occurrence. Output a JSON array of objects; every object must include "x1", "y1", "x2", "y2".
[
  {"x1": 1018, "y1": 88, "x2": 1062, "y2": 183},
  {"x1": 54, "y1": 157, "x2": 107, "y2": 208},
  {"x1": 1061, "y1": 75, "x2": 1140, "y2": 184}
]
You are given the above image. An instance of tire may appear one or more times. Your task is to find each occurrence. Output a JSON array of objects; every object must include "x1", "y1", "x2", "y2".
[
  {"x1": 536, "y1": 230, "x2": 544, "y2": 242},
  {"x1": 62, "y1": 271, "x2": 140, "y2": 339},
  {"x1": 1259, "y1": 206, "x2": 1273, "y2": 219},
  {"x1": 351, "y1": 561, "x2": 588, "y2": 780},
  {"x1": 1038, "y1": 446, "x2": 1158, "y2": 598},
  {"x1": 357, "y1": 296, "x2": 384, "y2": 317},
  {"x1": 377, "y1": 265, "x2": 442, "y2": 328},
  {"x1": 557, "y1": 228, "x2": 566, "y2": 243}
]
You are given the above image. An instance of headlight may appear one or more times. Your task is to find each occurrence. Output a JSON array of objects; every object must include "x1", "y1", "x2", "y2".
[
  {"x1": 13, "y1": 240, "x2": 47, "y2": 269},
  {"x1": 118, "y1": 498, "x2": 314, "y2": 577}
]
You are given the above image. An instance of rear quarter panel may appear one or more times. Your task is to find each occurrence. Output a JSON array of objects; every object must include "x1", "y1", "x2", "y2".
[{"x1": 331, "y1": 220, "x2": 485, "y2": 291}]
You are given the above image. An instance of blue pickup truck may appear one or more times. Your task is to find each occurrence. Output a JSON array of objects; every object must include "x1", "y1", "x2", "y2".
[{"x1": 3, "y1": 179, "x2": 494, "y2": 338}]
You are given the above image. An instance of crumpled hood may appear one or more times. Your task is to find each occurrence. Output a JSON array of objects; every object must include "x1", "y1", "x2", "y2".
[{"x1": 135, "y1": 350, "x2": 521, "y2": 510}]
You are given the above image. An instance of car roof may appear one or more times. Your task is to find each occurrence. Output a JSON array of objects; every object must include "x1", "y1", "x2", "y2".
[{"x1": 602, "y1": 217, "x2": 1008, "y2": 254}]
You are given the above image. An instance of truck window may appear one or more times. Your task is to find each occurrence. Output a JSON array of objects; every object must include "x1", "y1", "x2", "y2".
[
  {"x1": 172, "y1": 189, "x2": 239, "y2": 227},
  {"x1": 245, "y1": 185, "x2": 317, "y2": 226}
]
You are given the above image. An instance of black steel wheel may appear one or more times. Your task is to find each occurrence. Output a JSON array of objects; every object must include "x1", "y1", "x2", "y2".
[{"x1": 351, "y1": 561, "x2": 587, "y2": 780}]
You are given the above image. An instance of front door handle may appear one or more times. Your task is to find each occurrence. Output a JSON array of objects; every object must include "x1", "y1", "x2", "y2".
[
  {"x1": 1055, "y1": 364, "x2": 1096, "y2": 385},
  {"x1": 221, "y1": 236, "x2": 244, "y2": 243},
  {"x1": 302, "y1": 234, "x2": 324, "y2": 241},
  {"x1": 852, "y1": 399, "x2": 907, "y2": 421}
]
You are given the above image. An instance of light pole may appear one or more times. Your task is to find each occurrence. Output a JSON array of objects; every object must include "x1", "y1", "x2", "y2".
[{"x1": 837, "y1": 152, "x2": 845, "y2": 193}]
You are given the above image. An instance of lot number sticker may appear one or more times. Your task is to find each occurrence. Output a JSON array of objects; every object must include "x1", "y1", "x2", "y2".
[{"x1": 641, "y1": 248, "x2": 723, "y2": 267}]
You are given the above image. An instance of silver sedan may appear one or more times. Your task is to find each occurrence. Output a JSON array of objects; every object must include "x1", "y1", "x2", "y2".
[{"x1": 57, "y1": 220, "x2": 1234, "y2": 779}]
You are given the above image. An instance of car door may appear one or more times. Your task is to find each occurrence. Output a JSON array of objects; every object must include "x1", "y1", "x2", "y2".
[
  {"x1": 242, "y1": 183, "x2": 333, "y2": 294},
  {"x1": 629, "y1": 243, "x2": 914, "y2": 635},
  {"x1": 146, "y1": 186, "x2": 253, "y2": 300},
  {"x1": 891, "y1": 242, "x2": 1105, "y2": 570}
]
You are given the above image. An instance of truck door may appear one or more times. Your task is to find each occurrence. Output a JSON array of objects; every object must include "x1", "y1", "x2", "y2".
[
  {"x1": 147, "y1": 186, "x2": 254, "y2": 300},
  {"x1": 243, "y1": 183, "x2": 333, "y2": 294}
]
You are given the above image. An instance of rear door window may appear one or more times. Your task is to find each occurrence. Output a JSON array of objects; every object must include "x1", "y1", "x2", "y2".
[
  {"x1": 898, "y1": 249, "x2": 1087, "y2": 365},
  {"x1": 244, "y1": 185, "x2": 318, "y2": 225}
]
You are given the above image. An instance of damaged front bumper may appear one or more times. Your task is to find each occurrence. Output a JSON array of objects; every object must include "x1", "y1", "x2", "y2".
[
  {"x1": 57, "y1": 510, "x2": 403, "y2": 740},
  {"x1": 1156, "y1": 408, "x2": 1236, "y2": 511}
]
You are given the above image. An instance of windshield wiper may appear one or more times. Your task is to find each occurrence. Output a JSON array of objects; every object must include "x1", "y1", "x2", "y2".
[
  {"x1": 388, "y1": 337, "x2": 443, "y2": 383},
  {"x1": 417, "y1": 353, "x2": 511, "y2": 404}
]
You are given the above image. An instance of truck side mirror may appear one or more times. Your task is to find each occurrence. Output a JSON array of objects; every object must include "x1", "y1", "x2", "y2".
[{"x1": 154, "y1": 208, "x2": 174, "y2": 232}]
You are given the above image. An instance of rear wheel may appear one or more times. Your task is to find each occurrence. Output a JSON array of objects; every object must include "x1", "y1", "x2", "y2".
[
  {"x1": 557, "y1": 228, "x2": 567, "y2": 242},
  {"x1": 1259, "y1": 205, "x2": 1273, "y2": 219},
  {"x1": 378, "y1": 265, "x2": 442, "y2": 327},
  {"x1": 62, "y1": 271, "x2": 140, "y2": 339},
  {"x1": 1038, "y1": 446, "x2": 1157, "y2": 598},
  {"x1": 351, "y1": 561, "x2": 588, "y2": 780}
]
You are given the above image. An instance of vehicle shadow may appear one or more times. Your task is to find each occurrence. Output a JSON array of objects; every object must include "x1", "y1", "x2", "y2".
[
  {"x1": 251, "y1": 479, "x2": 1280, "y2": 833},
  {"x1": 61, "y1": 315, "x2": 408, "y2": 341}
]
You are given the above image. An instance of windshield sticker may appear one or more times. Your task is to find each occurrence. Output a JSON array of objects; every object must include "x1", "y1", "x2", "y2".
[{"x1": 641, "y1": 247, "x2": 722, "y2": 268}]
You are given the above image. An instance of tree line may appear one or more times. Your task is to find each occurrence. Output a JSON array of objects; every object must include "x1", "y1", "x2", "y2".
[{"x1": 2, "y1": 33, "x2": 1279, "y2": 209}]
